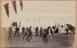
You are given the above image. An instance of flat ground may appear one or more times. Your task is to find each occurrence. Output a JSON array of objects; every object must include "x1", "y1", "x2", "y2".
[{"x1": 1, "y1": 29, "x2": 75, "y2": 48}]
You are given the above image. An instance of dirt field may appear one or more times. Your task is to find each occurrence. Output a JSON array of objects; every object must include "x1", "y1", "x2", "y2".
[{"x1": 1, "y1": 29, "x2": 75, "y2": 48}]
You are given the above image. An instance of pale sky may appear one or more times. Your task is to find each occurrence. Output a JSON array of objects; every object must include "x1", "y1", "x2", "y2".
[{"x1": 2, "y1": 1, "x2": 76, "y2": 27}]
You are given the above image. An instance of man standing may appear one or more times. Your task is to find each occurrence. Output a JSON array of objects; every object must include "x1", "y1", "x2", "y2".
[
  {"x1": 39, "y1": 27, "x2": 43, "y2": 37},
  {"x1": 14, "y1": 26, "x2": 20, "y2": 37},
  {"x1": 8, "y1": 26, "x2": 12, "y2": 40},
  {"x1": 42, "y1": 28, "x2": 49, "y2": 44},
  {"x1": 26, "y1": 26, "x2": 32, "y2": 42},
  {"x1": 28, "y1": 26, "x2": 32, "y2": 40},
  {"x1": 35, "y1": 27, "x2": 39, "y2": 36},
  {"x1": 22, "y1": 27, "x2": 25, "y2": 35}
]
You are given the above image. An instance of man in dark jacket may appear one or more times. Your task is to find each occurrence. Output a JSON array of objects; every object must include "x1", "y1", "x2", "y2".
[
  {"x1": 14, "y1": 26, "x2": 20, "y2": 37},
  {"x1": 35, "y1": 27, "x2": 39, "y2": 36},
  {"x1": 22, "y1": 27, "x2": 25, "y2": 35},
  {"x1": 26, "y1": 26, "x2": 32, "y2": 42},
  {"x1": 42, "y1": 28, "x2": 49, "y2": 44},
  {"x1": 39, "y1": 27, "x2": 43, "y2": 37}
]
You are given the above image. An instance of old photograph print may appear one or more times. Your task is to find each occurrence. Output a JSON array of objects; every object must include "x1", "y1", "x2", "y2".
[{"x1": 1, "y1": 0, "x2": 76, "y2": 48}]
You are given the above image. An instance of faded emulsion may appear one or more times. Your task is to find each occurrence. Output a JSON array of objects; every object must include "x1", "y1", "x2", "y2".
[{"x1": 1, "y1": 1, "x2": 76, "y2": 48}]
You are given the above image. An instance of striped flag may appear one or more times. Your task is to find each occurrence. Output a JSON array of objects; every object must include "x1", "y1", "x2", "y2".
[
  {"x1": 20, "y1": 0, "x2": 23, "y2": 10},
  {"x1": 12, "y1": 0, "x2": 17, "y2": 13},
  {"x1": 4, "y1": 3, "x2": 9, "y2": 17}
]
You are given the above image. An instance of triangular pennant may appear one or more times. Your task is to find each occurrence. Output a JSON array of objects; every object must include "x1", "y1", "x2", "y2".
[
  {"x1": 12, "y1": 1, "x2": 17, "y2": 13},
  {"x1": 20, "y1": 0, "x2": 23, "y2": 10},
  {"x1": 4, "y1": 3, "x2": 9, "y2": 17}
]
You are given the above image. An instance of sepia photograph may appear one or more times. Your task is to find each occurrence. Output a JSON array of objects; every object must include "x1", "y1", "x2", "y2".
[{"x1": 0, "y1": 0, "x2": 76, "y2": 48}]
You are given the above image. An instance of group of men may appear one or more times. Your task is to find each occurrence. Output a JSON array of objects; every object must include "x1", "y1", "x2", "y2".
[{"x1": 8, "y1": 25, "x2": 55, "y2": 44}]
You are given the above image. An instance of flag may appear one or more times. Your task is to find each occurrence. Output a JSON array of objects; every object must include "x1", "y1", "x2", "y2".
[
  {"x1": 20, "y1": 0, "x2": 23, "y2": 10},
  {"x1": 12, "y1": 0, "x2": 17, "y2": 13},
  {"x1": 66, "y1": 24, "x2": 75, "y2": 32},
  {"x1": 4, "y1": 3, "x2": 9, "y2": 17}
]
